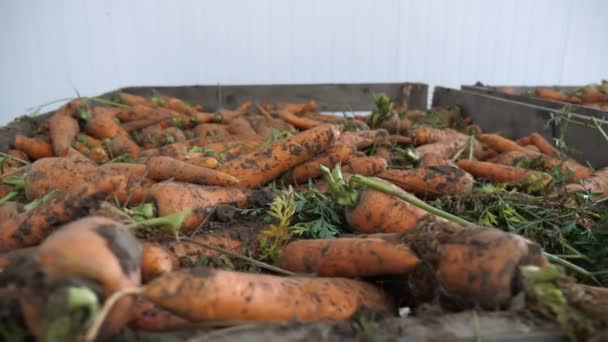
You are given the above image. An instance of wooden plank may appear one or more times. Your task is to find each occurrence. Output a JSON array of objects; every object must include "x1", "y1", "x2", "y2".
[
  {"x1": 433, "y1": 86, "x2": 608, "y2": 168},
  {"x1": 110, "y1": 83, "x2": 428, "y2": 112}
]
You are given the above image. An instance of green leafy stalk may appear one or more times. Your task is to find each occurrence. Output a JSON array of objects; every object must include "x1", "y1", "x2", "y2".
[
  {"x1": 24, "y1": 190, "x2": 62, "y2": 211},
  {"x1": 127, "y1": 209, "x2": 191, "y2": 241}
]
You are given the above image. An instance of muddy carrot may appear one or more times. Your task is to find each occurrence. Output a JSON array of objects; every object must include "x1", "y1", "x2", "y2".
[
  {"x1": 128, "y1": 298, "x2": 191, "y2": 331},
  {"x1": 37, "y1": 216, "x2": 142, "y2": 337},
  {"x1": 99, "y1": 163, "x2": 155, "y2": 205},
  {"x1": 108, "y1": 134, "x2": 142, "y2": 159},
  {"x1": 415, "y1": 140, "x2": 463, "y2": 159},
  {"x1": 185, "y1": 156, "x2": 219, "y2": 169},
  {"x1": 527, "y1": 133, "x2": 561, "y2": 157},
  {"x1": 379, "y1": 166, "x2": 474, "y2": 199},
  {"x1": 13, "y1": 135, "x2": 54, "y2": 160},
  {"x1": 0, "y1": 175, "x2": 125, "y2": 253},
  {"x1": 85, "y1": 106, "x2": 126, "y2": 139},
  {"x1": 488, "y1": 150, "x2": 530, "y2": 167},
  {"x1": 227, "y1": 117, "x2": 258, "y2": 136},
  {"x1": 457, "y1": 159, "x2": 552, "y2": 191},
  {"x1": 287, "y1": 144, "x2": 354, "y2": 184},
  {"x1": 280, "y1": 237, "x2": 419, "y2": 277},
  {"x1": 48, "y1": 110, "x2": 80, "y2": 157},
  {"x1": 194, "y1": 123, "x2": 230, "y2": 139},
  {"x1": 143, "y1": 267, "x2": 395, "y2": 321},
  {"x1": 146, "y1": 156, "x2": 239, "y2": 186},
  {"x1": 219, "y1": 124, "x2": 340, "y2": 188},
  {"x1": 412, "y1": 127, "x2": 467, "y2": 145},
  {"x1": 277, "y1": 110, "x2": 322, "y2": 129},
  {"x1": 343, "y1": 156, "x2": 388, "y2": 176},
  {"x1": 144, "y1": 182, "x2": 248, "y2": 233},
  {"x1": 560, "y1": 167, "x2": 608, "y2": 201},
  {"x1": 141, "y1": 242, "x2": 179, "y2": 283}
]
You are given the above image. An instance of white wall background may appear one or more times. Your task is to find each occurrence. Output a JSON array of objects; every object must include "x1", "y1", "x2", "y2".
[{"x1": 1, "y1": 0, "x2": 606, "y2": 124}]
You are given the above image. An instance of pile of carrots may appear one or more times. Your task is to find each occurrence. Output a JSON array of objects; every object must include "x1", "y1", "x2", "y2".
[
  {"x1": 501, "y1": 80, "x2": 608, "y2": 110},
  {"x1": 0, "y1": 91, "x2": 606, "y2": 341}
]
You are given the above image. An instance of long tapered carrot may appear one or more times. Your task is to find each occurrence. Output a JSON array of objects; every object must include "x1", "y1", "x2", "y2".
[
  {"x1": 146, "y1": 156, "x2": 239, "y2": 186},
  {"x1": 415, "y1": 140, "x2": 463, "y2": 159},
  {"x1": 143, "y1": 267, "x2": 395, "y2": 322},
  {"x1": 343, "y1": 156, "x2": 388, "y2": 176},
  {"x1": 280, "y1": 237, "x2": 419, "y2": 277},
  {"x1": 379, "y1": 165, "x2": 474, "y2": 199},
  {"x1": 118, "y1": 92, "x2": 153, "y2": 107},
  {"x1": 219, "y1": 124, "x2": 340, "y2": 188},
  {"x1": 286, "y1": 144, "x2": 354, "y2": 184},
  {"x1": 0, "y1": 175, "x2": 125, "y2": 253},
  {"x1": 457, "y1": 159, "x2": 552, "y2": 191},
  {"x1": 48, "y1": 105, "x2": 80, "y2": 157},
  {"x1": 477, "y1": 134, "x2": 538, "y2": 157},
  {"x1": 12, "y1": 135, "x2": 54, "y2": 160},
  {"x1": 527, "y1": 133, "x2": 561, "y2": 157},
  {"x1": 144, "y1": 182, "x2": 248, "y2": 233},
  {"x1": 277, "y1": 110, "x2": 322, "y2": 129}
]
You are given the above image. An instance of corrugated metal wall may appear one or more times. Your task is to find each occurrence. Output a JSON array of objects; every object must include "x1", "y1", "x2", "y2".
[{"x1": 1, "y1": 0, "x2": 606, "y2": 123}]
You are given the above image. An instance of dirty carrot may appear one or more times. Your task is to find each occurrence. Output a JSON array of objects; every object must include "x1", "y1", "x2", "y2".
[
  {"x1": 143, "y1": 267, "x2": 395, "y2": 321},
  {"x1": 561, "y1": 167, "x2": 608, "y2": 201},
  {"x1": 85, "y1": 106, "x2": 126, "y2": 139},
  {"x1": 146, "y1": 156, "x2": 239, "y2": 186},
  {"x1": 99, "y1": 163, "x2": 155, "y2": 204},
  {"x1": 118, "y1": 92, "x2": 153, "y2": 107},
  {"x1": 277, "y1": 110, "x2": 322, "y2": 129},
  {"x1": 48, "y1": 111, "x2": 80, "y2": 157},
  {"x1": 141, "y1": 242, "x2": 179, "y2": 283},
  {"x1": 143, "y1": 182, "x2": 248, "y2": 233},
  {"x1": 379, "y1": 165, "x2": 474, "y2": 199},
  {"x1": 342, "y1": 156, "x2": 388, "y2": 176},
  {"x1": 227, "y1": 117, "x2": 258, "y2": 136},
  {"x1": 487, "y1": 150, "x2": 530, "y2": 167},
  {"x1": 13, "y1": 135, "x2": 54, "y2": 160},
  {"x1": 0, "y1": 175, "x2": 125, "y2": 253},
  {"x1": 219, "y1": 124, "x2": 340, "y2": 188},
  {"x1": 128, "y1": 298, "x2": 191, "y2": 331},
  {"x1": 457, "y1": 159, "x2": 552, "y2": 191},
  {"x1": 287, "y1": 144, "x2": 354, "y2": 184},
  {"x1": 279, "y1": 237, "x2": 419, "y2": 277}
]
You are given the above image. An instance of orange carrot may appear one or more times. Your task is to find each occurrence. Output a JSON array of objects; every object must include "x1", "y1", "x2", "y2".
[
  {"x1": 457, "y1": 159, "x2": 552, "y2": 190},
  {"x1": 48, "y1": 105, "x2": 80, "y2": 157},
  {"x1": 487, "y1": 150, "x2": 530, "y2": 167},
  {"x1": 527, "y1": 133, "x2": 561, "y2": 157},
  {"x1": 118, "y1": 92, "x2": 154, "y2": 107},
  {"x1": 143, "y1": 267, "x2": 394, "y2": 321},
  {"x1": 415, "y1": 140, "x2": 463, "y2": 159},
  {"x1": 379, "y1": 166, "x2": 474, "y2": 199},
  {"x1": 12, "y1": 135, "x2": 54, "y2": 160},
  {"x1": 280, "y1": 237, "x2": 419, "y2": 277},
  {"x1": 108, "y1": 133, "x2": 142, "y2": 158},
  {"x1": 561, "y1": 167, "x2": 608, "y2": 201},
  {"x1": 478, "y1": 134, "x2": 537, "y2": 157},
  {"x1": 219, "y1": 124, "x2": 340, "y2": 188},
  {"x1": 144, "y1": 182, "x2": 247, "y2": 233},
  {"x1": 343, "y1": 156, "x2": 388, "y2": 176},
  {"x1": 194, "y1": 123, "x2": 230, "y2": 139},
  {"x1": 0, "y1": 176, "x2": 125, "y2": 253},
  {"x1": 99, "y1": 163, "x2": 155, "y2": 205},
  {"x1": 412, "y1": 127, "x2": 466, "y2": 145},
  {"x1": 286, "y1": 144, "x2": 354, "y2": 184},
  {"x1": 277, "y1": 110, "x2": 322, "y2": 129},
  {"x1": 128, "y1": 298, "x2": 191, "y2": 331},
  {"x1": 37, "y1": 216, "x2": 142, "y2": 337},
  {"x1": 141, "y1": 242, "x2": 179, "y2": 283},
  {"x1": 146, "y1": 156, "x2": 239, "y2": 186},
  {"x1": 227, "y1": 117, "x2": 258, "y2": 136},
  {"x1": 536, "y1": 88, "x2": 572, "y2": 102},
  {"x1": 85, "y1": 106, "x2": 126, "y2": 139},
  {"x1": 185, "y1": 156, "x2": 219, "y2": 169}
]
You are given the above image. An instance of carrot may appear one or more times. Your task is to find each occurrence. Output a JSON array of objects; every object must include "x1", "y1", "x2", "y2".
[
  {"x1": 159, "y1": 95, "x2": 201, "y2": 117},
  {"x1": 400, "y1": 217, "x2": 547, "y2": 309},
  {"x1": 0, "y1": 201, "x2": 24, "y2": 221},
  {"x1": 487, "y1": 150, "x2": 530, "y2": 167},
  {"x1": 24, "y1": 153, "x2": 99, "y2": 200},
  {"x1": 527, "y1": 133, "x2": 561, "y2": 157},
  {"x1": 122, "y1": 118, "x2": 171, "y2": 133},
  {"x1": 277, "y1": 100, "x2": 317, "y2": 114},
  {"x1": 37, "y1": 216, "x2": 142, "y2": 337},
  {"x1": 343, "y1": 156, "x2": 388, "y2": 176},
  {"x1": 322, "y1": 168, "x2": 430, "y2": 234},
  {"x1": 287, "y1": 144, "x2": 354, "y2": 184},
  {"x1": 143, "y1": 267, "x2": 394, "y2": 321},
  {"x1": 12, "y1": 134, "x2": 54, "y2": 160},
  {"x1": 227, "y1": 117, "x2": 258, "y2": 136},
  {"x1": 141, "y1": 242, "x2": 179, "y2": 283},
  {"x1": 85, "y1": 106, "x2": 126, "y2": 139},
  {"x1": 118, "y1": 104, "x2": 185, "y2": 123},
  {"x1": 457, "y1": 159, "x2": 552, "y2": 191},
  {"x1": 118, "y1": 92, "x2": 153, "y2": 107},
  {"x1": 279, "y1": 237, "x2": 419, "y2": 277},
  {"x1": 144, "y1": 182, "x2": 247, "y2": 233},
  {"x1": 379, "y1": 166, "x2": 474, "y2": 199},
  {"x1": 277, "y1": 110, "x2": 322, "y2": 129},
  {"x1": 373, "y1": 145, "x2": 392, "y2": 160},
  {"x1": 48, "y1": 109, "x2": 80, "y2": 157},
  {"x1": 185, "y1": 156, "x2": 219, "y2": 169},
  {"x1": 302, "y1": 112, "x2": 344, "y2": 124},
  {"x1": 99, "y1": 163, "x2": 155, "y2": 205},
  {"x1": 191, "y1": 112, "x2": 219, "y2": 124},
  {"x1": 194, "y1": 123, "x2": 230, "y2": 139},
  {"x1": 128, "y1": 298, "x2": 191, "y2": 331},
  {"x1": 219, "y1": 124, "x2": 340, "y2": 188},
  {"x1": 415, "y1": 140, "x2": 463, "y2": 159},
  {"x1": 525, "y1": 145, "x2": 541, "y2": 153},
  {"x1": 108, "y1": 133, "x2": 141, "y2": 158},
  {"x1": 478, "y1": 133, "x2": 537, "y2": 157},
  {"x1": 561, "y1": 167, "x2": 608, "y2": 201},
  {"x1": 418, "y1": 152, "x2": 454, "y2": 167},
  {"x1": 0, "y1": 175, "x2": 124, "y2": 253},
  {"x1": 579, "y1": 85, "x2": 608, "y2": 103},
  {"x1": 412, "y1": 127, "x2": 466, "y2": 145},
  {"x1": 146, "y1": 156, "x2": 239, "y2": 186},
  {"x1": 339, "y1": 130, "x2": 388, "y2": 150},
  {"x1": 536, "y1": 88, "x2": 572, "y2": 102},
  {"x1": 166, "y1": 224, "x2": 264, "y2": 261},
  {"x1": 388, "y1": 135, "x2": 411, "y2": 145}
]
